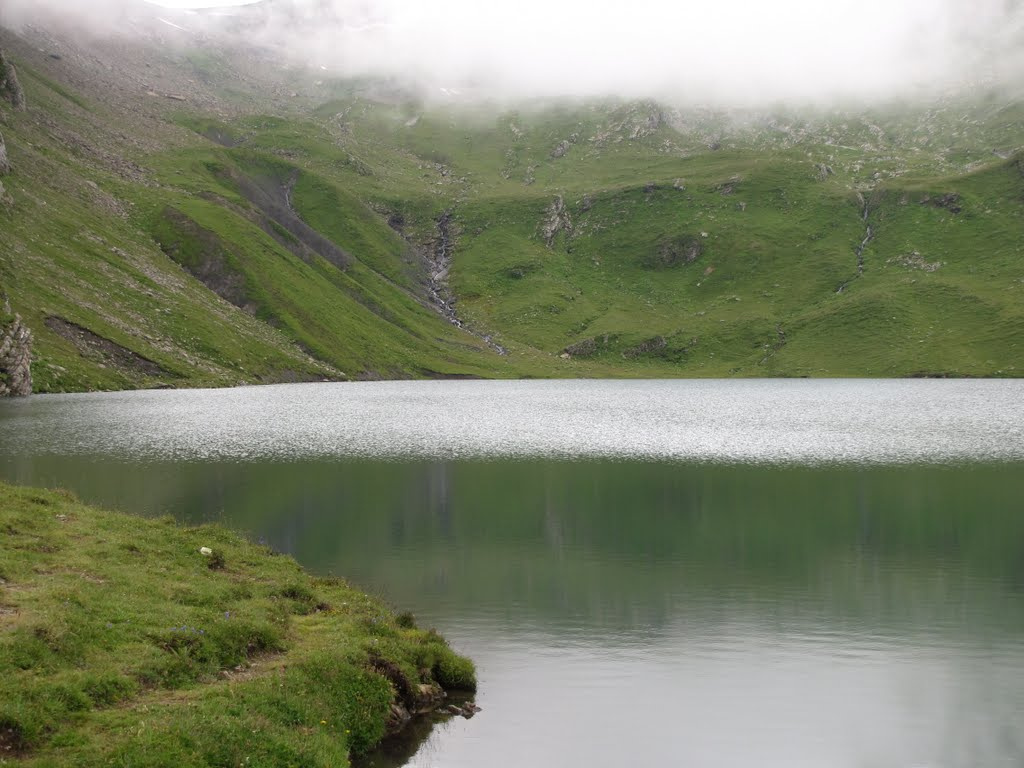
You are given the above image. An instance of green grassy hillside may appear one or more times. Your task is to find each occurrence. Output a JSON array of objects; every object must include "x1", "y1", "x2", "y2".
[{"x1": 1, "y1": 25, "x2": 1022, "y2": 391}]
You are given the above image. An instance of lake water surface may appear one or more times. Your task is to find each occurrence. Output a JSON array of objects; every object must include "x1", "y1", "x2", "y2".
[{"x1": 2, "y1": 379, "x2": 1023, "y2": 767}]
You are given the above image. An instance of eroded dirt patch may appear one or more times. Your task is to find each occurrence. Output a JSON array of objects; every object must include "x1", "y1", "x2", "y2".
[
  {"x1": 44, "y1": 316, "x2": 171, "y2": 378},
  {"x1": 229, "y1": 168, "x2": 351, "y2": 272},
  {"x1": 154, "y1": 207, "x2": 258, "y2": 315}
]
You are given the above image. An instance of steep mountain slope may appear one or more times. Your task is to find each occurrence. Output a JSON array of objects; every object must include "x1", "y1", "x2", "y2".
[
  {"x1": 1, "y1": 13, "x2": 1022, "y2": 392},
  {"x1": 0, "y1": 22, "x2": 525, "y2": 393}
]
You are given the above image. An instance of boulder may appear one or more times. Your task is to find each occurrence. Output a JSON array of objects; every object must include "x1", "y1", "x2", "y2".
[
  {"x1": 623, "y1": 335, "x2": 667, "y2": 359},
  {"x1": 0, "y1": 303, "x2": 33, "y2": 397},
  {"x1": 0, "y1": 132, "x2": 9, "y2": 174},
  {"x1": 563, "y1": 337, "x2": 597, "y2": 358},
  {"x1": 444, "y1": 701, "x2": 481, "y2": 718},
  {"x1": 0, "y1": 50, "x2": 26, "y2": 111},
  {"x1": 386, "y1": 702, "x2": 411, "y2": 733},
  {"x1": 411, "y1": 682, "x2": 445, "y2": 714}
]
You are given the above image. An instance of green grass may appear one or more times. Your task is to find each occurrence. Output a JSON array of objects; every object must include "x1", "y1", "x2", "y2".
[
  {"x1": 0, "y1": 481, "x2": 475, "y2": 766},
  {"x1": 1, "y1": 35, "x2": 1023, "y2": 391}
]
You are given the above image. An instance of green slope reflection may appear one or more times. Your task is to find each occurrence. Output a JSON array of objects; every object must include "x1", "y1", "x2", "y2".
[
  {"x1": 4, "y1": 457, "x2": 1024, "y2": 765},
  {"x1": 4, "y1": 457, "x2": 1023, "y2": 632}
]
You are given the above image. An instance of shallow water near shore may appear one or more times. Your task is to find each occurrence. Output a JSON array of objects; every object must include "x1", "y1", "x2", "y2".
[{"x1": 2, "y1": 379, "x2": 1024, "y2": 767}]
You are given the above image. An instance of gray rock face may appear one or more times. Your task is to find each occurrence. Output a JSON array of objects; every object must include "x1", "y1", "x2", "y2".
[
  {"x1": 541, "y1": 195, "x2": 573, "y2": 247},
  {"x1": 563, "y1": 337, "x2": 598, "y2": 358},
  {"x1": 623, "y1": 335, "x2": 667, "y2": 359},
  {"x1": 627, "y1": 105, "x2": 662, "y2": 139},
  {"x1": 0, "y1": 304, "x2": 33, "y2": 397},
  {"x1": 0, "y1": 132, "x2": 9, "y2": 175},
  {"x1": 0, "y1": 50, "x2": 26, "y2": 111}
]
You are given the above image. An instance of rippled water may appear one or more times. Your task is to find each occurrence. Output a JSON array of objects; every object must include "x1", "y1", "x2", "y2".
[
  {"x1": 2, "y1": 379, "x2": 1024, "y2": 767},
  {"x1": 0, "y1": 379, "x2": 1021, "y2": 463}
]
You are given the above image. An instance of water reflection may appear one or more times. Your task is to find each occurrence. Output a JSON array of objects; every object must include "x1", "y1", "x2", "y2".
[
  {"x1": 2, "y1": 455, "x2": 1023, "y2": 765},
  {"x1": 2, "y1": 380, "x2": 1024, "y2": 766}
]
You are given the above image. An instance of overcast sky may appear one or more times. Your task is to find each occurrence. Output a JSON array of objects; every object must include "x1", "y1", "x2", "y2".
[
  {"x1": 3, "y1": 0, "x2": 1023, "y2": 104},
  {"x1": 145, "y1": 0, "x2": 259, "y2": 6}
]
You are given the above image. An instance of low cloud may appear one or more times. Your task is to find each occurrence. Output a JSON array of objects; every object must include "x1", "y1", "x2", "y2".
[{"x1": 4, "y1": 0, "x2": 1024, "y2": 105}]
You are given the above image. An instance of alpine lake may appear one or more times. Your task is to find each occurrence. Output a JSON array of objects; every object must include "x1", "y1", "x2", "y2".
[{"x1": 2, "y1": 379, "x2": 1023, "y2": 768}]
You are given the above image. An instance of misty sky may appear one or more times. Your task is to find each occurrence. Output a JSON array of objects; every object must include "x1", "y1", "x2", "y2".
[
  {"x1": 4, "y1": 0, "x2": 1023, "y2": 104},
  {"x1": 146, "y1": 0, "x2": 259, "y2": 7}
]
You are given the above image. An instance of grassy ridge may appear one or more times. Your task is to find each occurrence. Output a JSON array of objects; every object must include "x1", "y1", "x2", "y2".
[
  {"x1": 0, "y1": 55, "x2": 338, "y2": 392},
  {"x1": 0, "y1": 482, "x2": 475, "y2": 766},
  {"x1": 1, "y1": 31, "x2": 1023, "y2": 390}
]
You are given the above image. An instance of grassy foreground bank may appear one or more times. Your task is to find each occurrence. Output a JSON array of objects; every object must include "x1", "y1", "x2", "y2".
[{"x1": 0, "y1": 482, "x2": 475, "y2": 767}]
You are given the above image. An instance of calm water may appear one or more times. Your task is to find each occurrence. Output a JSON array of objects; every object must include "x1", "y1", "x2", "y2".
[{"x1": 2, "y1": 379, "x2": 1024, "y2": 767}]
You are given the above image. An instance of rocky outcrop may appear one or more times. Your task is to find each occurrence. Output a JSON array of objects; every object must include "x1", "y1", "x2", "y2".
[
  {"x1": 888, "y1": 251, "x2": 943, "y2": 272},
  {"x1": 625, "y1": 104, "x2": 662, "y2": 139},
  {"x1": 622, "y1": 335, "x2": 667, "y2": 359},
  {"x1": 445, "y1": 702, "x2": 482, "y2": 719},
  {"x1": 0, "y1": 301, "x2": 32, "y2": 397},
  {"x1": 0, "y1": 50, "x2": 26, "y2": 111},
  {"x1": 562, "y1": 334, "x2": 615, "y2": 359},
  {"x1": 920, "y1": 193, "x2": 962, "y2": 214},
  {"x1": 0, "y1": 133, "x2": 7, "y2": 202},
  {"x1": 814, "y1": 162, "x2": 834, "y2": 181},
  {"x1": 540, "y1": 195, "x2": 573, "y2": 247},
  {"x1": 640, "y1": 234, "x2": 702, "y2": 269},
  {"x1": 0, "y1": 132, "x2": 9, "y2": 175},
  {"x1": 563, "y1": 337, "x2": 598, "y2": 358},
  {"x1": 716, "y1": 176, "x2": 741, "y2": 195}
]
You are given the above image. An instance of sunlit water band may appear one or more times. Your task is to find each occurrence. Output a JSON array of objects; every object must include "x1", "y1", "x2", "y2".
[{"x1": 0, "y1": 379, "x2": 1021, "y2": 464}]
